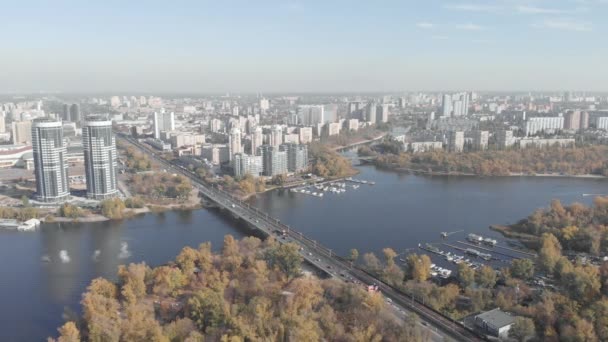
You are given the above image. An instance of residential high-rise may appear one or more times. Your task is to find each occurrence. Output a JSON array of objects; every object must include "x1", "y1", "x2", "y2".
[
  {"x1": 348, "y1": 101, "x2": 365, "y2": 119},
  {"x1": 283, "y1": 143, "x2": 308, "y2": 173},
  {"x1": 259, "y1": 145, "x2": 288, "y2": 176},
  {"x1": 580, "y1": 111, "x2": 589, "y2": 130},
  {"x1": 442, "y1": 93, "x2": 469, "y2": 117},
  {"x1": 298, "y1": 127, "x2": 313, "y2": 144},
  {"x1": 229, "y1": 127, "x2": 242, "y2": 159},
  {"x1": 163, "y1": 111, "x2": 175, "y2": 132},
  {"x1": 297, "y1": 105, "x2": 324, "y2": 126},
  {"x1": 473, "y1": 130, "x2": 489, "y2": 150},
  {"x1": 12, "y1": 121, "x2": 32, "y2": 144},
  {"x1": 69, "y1": 103, "x2": 81, "y2": 123},
  {"x1": 153, "y1": 112, "x2": 161, "y2": 139},
  {"x1": 82, "y1": 115, "x2": 119, "y2": 199},
  {"x1": 260, "y1": 98, "x2": 270, "y2": 112},
  {"x1": 376, "y1": 104, "x2": 389, "y2": 123},
  {"x1": 62, "y1": 104, "x2": 70, "y2": 121},
  {"x1": 0, "y1": 112, "x2": 5, "y2": 133},
  {"x1": 153, "y1": 111, "x2": 176, "y2": 139},
  {"x1": 366, "y1": 103, "x2": 377, "y2": 123},
  {"x1": 564, "y1": 110, "x2": 589, "y2": 131},
  {"x1": 441, "y1": 94, "x2": 452, "y2": 117},
  {"x1": 497, "y1": 130, "x2": 515, "y2": 149},
  {"x1": 31, "y1": 118, "x2": 69, "y2": 203},
  {"x1": 270, "y1": 125, "x2": 283, "y2": 147},
  {"x1": 564, "y1": 110, "x2": 581, "y2": 130},
  {"x1": 448, "y1": 131, "x2": 464, "y2": 152},
  {"x1": 233, "y1": 153, "x2": 263, "y2": 178},
  {"x1": 251, "y1": 127, "x2": 263, "y2": 155}
]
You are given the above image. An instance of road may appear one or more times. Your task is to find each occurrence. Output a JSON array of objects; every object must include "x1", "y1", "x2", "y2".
[{"x1": 119, "y1": 134, "x2": 485, "y2": 342}]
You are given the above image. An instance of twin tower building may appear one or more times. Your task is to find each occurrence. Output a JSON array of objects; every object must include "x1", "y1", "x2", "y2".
[{"x1": 32, "y1": 115, "x2": 118, "y2": 203}]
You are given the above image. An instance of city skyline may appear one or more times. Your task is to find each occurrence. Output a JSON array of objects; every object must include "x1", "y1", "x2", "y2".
[{"x1": 1, "y1": 0, "x2": 607, "y2": 93}]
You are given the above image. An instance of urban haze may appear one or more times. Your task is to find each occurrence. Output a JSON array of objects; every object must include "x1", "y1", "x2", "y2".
[{"x1": 1, "y1": 1, "x2": 608, "y2": 342}]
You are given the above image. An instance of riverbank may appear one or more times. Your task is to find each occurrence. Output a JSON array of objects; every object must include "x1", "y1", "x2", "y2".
[
  {"x1": 489, "y1": 225, "x2": 540, "y2": 249},
  {"x1": 369, "y1": 158, "x2": 608, "y2": 179}
]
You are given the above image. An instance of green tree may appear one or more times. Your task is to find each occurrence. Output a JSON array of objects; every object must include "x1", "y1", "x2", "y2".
[
  {"x1": 509, "y1": 317, "x2": 536, "y2": 342},
  {"x1": 457, "y1": 263, "x2": 475, "y2": 288},
  {"x1": 510, "y1": 259, "x2": 535, "y2": 280},
  {"x1": 476, "y1": 265, "x2": 497, "y2": 288},
  {"x1": 187, "y1": 288, "x2": 229, "y2": 333},
  {"x1": 264, "y1": 243, "x2": 302, "y2": 279},
  {"x1": 271, "y1": 174, "x2": 287, "y2": 186},
  {"x1": 362, "y1": 252, "x2": 382, "y2": 274}
]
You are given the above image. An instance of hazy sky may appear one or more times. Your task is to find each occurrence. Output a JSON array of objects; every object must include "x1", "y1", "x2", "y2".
[{"x1": 1, "y1": 0, "x2": 607, "y2": 93}]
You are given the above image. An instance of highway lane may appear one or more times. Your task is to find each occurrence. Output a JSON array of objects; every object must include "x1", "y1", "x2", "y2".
[{"x1": 118, "y1": 135, "x2": 484, "y2": 342}]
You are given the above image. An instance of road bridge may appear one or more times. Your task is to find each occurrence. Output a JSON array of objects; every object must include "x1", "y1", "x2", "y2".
[{"x1": 119, "y1": 134, "x2": 485, "y2": 342}]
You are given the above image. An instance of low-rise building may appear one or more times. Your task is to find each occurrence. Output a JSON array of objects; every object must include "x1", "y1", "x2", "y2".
[
  {"x1": 407, "y1": 141, "x2": 443, "y2": 153},
  {"x1": 201, "y1": 144, "x2": 230, "y2": 165},
  {"x1": 283, "y1": 133, "x2": 300, "y2": 144},
  {"x1": 0, "y1": 144, "x2": 32, "y2": 168},
  {"x1": 170, "y1": 133, "x2": 205, "y2": 149},
  {"x1": 346, "y1": 119, "x2": 359, "y2": 131},
  {"x1": 325, "y1": 122, "x2": 341, "y2": 137},
  {"x1": 474, "y1": 308, "x2": 516, "y2": 339},
  {"x1": 145, "y1": 138, "x2": 172, "y2": 151},
  {"x1": 519, "y1": 138, "x2": 575, "y2": 149}
]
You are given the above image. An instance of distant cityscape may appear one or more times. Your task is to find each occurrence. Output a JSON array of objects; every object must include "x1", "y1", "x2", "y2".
[{"x1": 1, "y1": 91, "x2": 608, "y2": 204}]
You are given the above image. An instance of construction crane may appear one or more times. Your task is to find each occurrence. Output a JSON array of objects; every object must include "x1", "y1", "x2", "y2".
[{"x1": 440, "y1": 230, "x2": 464, "y2": 238}]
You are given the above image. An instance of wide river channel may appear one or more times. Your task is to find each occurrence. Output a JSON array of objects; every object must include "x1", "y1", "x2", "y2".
[{"x1": 1, "y1": 160, "x2": 606, "y2": 341}]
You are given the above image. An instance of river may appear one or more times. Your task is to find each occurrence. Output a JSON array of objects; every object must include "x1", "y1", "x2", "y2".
[{"x1": 0, "y1": 164, "x2": 606, "y2": 341}]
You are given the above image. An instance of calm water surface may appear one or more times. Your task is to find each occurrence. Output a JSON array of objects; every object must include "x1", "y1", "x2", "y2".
[{"x1": 0, "y1": 164, "x2": 606, "y2": 341}]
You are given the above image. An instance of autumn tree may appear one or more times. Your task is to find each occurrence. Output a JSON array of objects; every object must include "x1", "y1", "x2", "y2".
[
  {"x1": 118, "y1": 263, "x2": 149, "y2": 304},
  {"x1": 538, "y1": 233, "x2": 562, "y2": 274},
  {"x1": 476, "y1": 265, "x2": 497, "y2": 289},
  {"x1": 187, "y1": 288, "x2": 229, "y2": 333},
  {"x1": 347, "y1": 248, "x2": 359, "y2": 266},
  {"x1": 382, "y1": 248, "x2": 397, "y2": 267},
  {"x1": 405, "y1": 254, "x2": 431, "y2": 282},
  {"x1": 56, "y1": 322, "x2": 80, "y2": 342}
]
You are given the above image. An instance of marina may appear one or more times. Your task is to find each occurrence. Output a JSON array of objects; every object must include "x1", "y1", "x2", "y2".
[
  {"x1": 415, "y1": 230, "x2": 537, "y2": 282},
  {"x1": 289, "y1": 178, "x2": 374, "y2": 198}
]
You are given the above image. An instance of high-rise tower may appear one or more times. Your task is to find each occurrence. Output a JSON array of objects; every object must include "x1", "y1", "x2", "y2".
[
  {"x1": 31, "y1": 118, "x2": 69, "y2": 202},
  {"x1": 82, "y1": 115, "x2": 118, "y2": 199}
]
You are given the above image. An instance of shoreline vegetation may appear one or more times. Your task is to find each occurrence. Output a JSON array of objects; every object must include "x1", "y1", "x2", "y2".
[
  {"x1": 360, "y1": 143, "x2": 608, "y2": 178},
  {"x1": 48, "y1": 236, "x2": 428, "y2": 342},
  {"x1": 492, "y1": 197, "x2": 608, "y2": 255}
]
